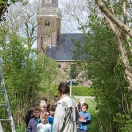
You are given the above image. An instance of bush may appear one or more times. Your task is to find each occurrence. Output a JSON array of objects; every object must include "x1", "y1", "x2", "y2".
[{"x1": 72, "y1": 86, "x2": 95, "y2": 96}]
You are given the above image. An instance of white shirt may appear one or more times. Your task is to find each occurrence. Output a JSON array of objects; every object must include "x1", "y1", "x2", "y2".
[{"x1": 37, "y1": 123, "x2": 51, "y2": 132}]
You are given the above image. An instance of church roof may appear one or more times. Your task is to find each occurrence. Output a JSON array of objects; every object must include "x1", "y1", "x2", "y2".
[{"x1": 46, "y1": 33, "x2": 84, "y2": 61}]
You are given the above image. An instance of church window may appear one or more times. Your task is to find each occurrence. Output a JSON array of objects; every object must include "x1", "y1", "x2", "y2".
[{"x1": 45, "y1": 20, "x2": 50, "y2": 26}]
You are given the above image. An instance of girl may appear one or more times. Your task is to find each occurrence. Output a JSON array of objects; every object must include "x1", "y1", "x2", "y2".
[
  {"x1": 40, "y1": 100, "x2": 49, "y2": 116},
  {"x1": 37, "y1": 112, "x2": 51, "y2": 132},
  {"x1": 48, "y1": 105, "x2": 56, "y2": 132}
]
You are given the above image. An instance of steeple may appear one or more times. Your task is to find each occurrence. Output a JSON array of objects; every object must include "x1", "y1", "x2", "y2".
[{"x1": 37, "y1": 0, "x2": 62, "y2": 53}]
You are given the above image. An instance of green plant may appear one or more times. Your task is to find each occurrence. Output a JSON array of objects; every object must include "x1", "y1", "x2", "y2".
[
  {"x1": 16, "y1": 124, "x2": 26, "y2": 132},
  {"x1": 72, "y1": 86, "x2": 95, "y2": 96},
  {"x1": 121, "y1": 119, "x2": 132, "y2": 132}
]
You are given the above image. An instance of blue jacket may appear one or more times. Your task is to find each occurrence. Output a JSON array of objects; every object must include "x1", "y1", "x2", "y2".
[
  {"x1": 48, "y1": 116, "x2": 54, "y2": 132},
  {"x1": 78, "y1": 111, "x2": 91, "y2": 131}
]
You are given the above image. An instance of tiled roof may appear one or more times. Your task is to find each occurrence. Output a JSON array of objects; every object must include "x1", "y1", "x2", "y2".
[{"x1": 46, "y1": 33, "x2": 84, "y2": 61}]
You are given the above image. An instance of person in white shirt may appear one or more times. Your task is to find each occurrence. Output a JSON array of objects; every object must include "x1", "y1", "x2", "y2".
[{"x1": 37, "y1": 112, "x2": 51, "y2": 132}]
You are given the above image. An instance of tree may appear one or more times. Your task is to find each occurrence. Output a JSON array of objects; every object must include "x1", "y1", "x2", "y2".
[
  {"x1": 0, "y1": 28, "x2": 60, "y2": 126},
  {"x1": 0, "y1": 0, "x2": 27, "y2": 21},
  {"x1": 61, "y1": 0, "x2": 132, "y2": 131},
  {"x1": 73, "y1": 11, "x2": 131, "y2": 132},
  {"x1": 2, "y1": 0, "x2": 39, "y2": 51},
  {"x1": 96, "y1": 0, "x2": 132, "y2": 91},
  {"x1": 0, "y1": 0, "x2": 62, "y2": 127},
  {"x1": 0, "y1": 0, "x2": 8, "y2": 20},
  {"x1": 59, "y1": 0, "x2": 90, "y2": 33}
]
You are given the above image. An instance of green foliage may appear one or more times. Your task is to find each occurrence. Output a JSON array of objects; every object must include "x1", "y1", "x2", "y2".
[
  {"x1": 72, "y1": 3, "x2": 132, "y2": 131},
  {"x1": 121, "y1": 119, "x2": 132, "y2": 132},
  {"x1": 16, "y1": 124, "x2": 26, "y2": 132},
  {"x1": 0, "y1": 0, "x2": 28, "y2": 22},
  {"x1": 86, "y1": 98, "x2": 98, "y2": 132},
  {"x1": 0, "y1": 0, "x2": 7, "y2": 5},
  {"x1": 0, "y1": 27, "x2": 61, "y2": 127},
  {"x1": 35, "y1": 54, "x2": 61, "y2": 99},
  {"x1": 0, "y1": 0, "x2": 24, "y2": 5},
  {"x1": 70, "y1": 64, "x2": 77, "y2": 79},
  {"x1": 72, "y1": 86, "x2": 95, "y2": 96}
]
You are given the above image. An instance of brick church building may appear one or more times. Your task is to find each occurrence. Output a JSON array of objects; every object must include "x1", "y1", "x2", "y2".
[{"x1": 37, "y1": 0, "x2": 90, "y2": 85}]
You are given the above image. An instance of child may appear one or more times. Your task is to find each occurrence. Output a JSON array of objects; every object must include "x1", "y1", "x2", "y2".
[
  {"x1": 40, "y1": 100, "x2": 49, "y2": 116},
  {"x1": 41, "y1": 96, "x2": 50, "y2": 112},
  {"x1": 77, "y1": 102, "x2": 81, "y2": 112},
  {"x1": 26, "y1": 106, "x2": 41, "y2": 132},
  {"x1": 48, "y1": 105, "x2": 55, "y2": 132},
  {"x1": 37, "y1": 112, "x2": 51, "y2": 132},
  {"x1": 77, "y1": 103, "x2": 91, "y2": 132},
  {"x1": 25, "y1": 100, "x2": 39, "y2": 127}
]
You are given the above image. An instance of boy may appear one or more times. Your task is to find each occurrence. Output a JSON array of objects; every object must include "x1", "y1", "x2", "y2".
[
  {"x1": 26, "y1": 106, "x2": 41, "y2": 132},
  {"x1": 77, "y1": 103, "x2": 91, "y2": 132},
  {"x1": 24, "y1": 100, "x2": 39, "y2": 127},
  {"x1": 48, "y1": 105, "x2": 55, "y2": 132}
]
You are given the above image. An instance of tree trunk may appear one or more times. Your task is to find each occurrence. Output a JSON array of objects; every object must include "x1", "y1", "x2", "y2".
[
  {"x1": 96, "y1": 0, "x2": 132, "y2": 91},
  {"x1": 96, "y1": 0, "x2": 132, "y2": 37}
]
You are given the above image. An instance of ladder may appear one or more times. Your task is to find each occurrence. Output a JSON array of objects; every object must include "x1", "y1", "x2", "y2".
[{"x1": 0, "y1": 67, "x2": 16, "y2": 132}]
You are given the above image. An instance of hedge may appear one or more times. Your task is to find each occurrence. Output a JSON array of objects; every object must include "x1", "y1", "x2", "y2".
[{"x1": 71, "y1": 86, "x2": 95, "y2": 96}]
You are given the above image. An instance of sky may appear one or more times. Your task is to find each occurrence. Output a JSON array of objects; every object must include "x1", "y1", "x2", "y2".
[
  {"x1": 29, "y1": 0, "x2": 88, "y2": 33},
  {"x1": 3, "y1": 0, "x2": 88, "y2": 50},
  {"x1": 29, "y1": 0, "x2": 80, "y2": 48}
]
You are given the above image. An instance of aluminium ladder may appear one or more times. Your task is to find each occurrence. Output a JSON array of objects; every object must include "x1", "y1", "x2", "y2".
[{"x1": 0, "y1": 67, "x2": 16, "y2": 132}]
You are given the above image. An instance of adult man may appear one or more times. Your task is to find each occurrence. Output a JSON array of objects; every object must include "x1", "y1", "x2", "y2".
[{"x1": 53, "y1": 82, "x2": 79, "y2": 132}]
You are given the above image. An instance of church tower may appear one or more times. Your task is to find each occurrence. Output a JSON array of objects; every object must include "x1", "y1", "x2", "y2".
[{"x1": 37, "y1": 0, "x2": 62, "y2": 53}]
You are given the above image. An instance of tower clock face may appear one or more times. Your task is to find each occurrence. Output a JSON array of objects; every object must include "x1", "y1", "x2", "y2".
[{"x1": 45, "y1": 0, "x2": 52, "y2": 3}]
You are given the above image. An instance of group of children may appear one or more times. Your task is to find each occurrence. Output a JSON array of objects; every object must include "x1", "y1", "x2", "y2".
[
  {"x1": 25, "y1": 96, "x2": 91, "y2": 132},
  {"x1": 25, "y1": 96, "x2": 59, "y2": 132}
]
